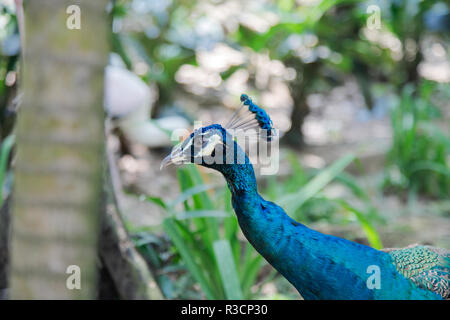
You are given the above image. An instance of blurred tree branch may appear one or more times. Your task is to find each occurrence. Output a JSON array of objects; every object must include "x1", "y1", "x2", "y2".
[{"x1": 98, "y1": 128, "x2": 163, "y2": 299}]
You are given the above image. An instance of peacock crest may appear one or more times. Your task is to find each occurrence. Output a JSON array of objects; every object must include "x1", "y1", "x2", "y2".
[{"x1": 225, "y1": 94, "x2": 276, "y2": 142}]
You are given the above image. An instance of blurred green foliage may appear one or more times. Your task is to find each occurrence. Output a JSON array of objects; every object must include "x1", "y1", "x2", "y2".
[
  {"x1": 0, "y1": 134, "x2": 14, "y2": 208},
  {"x1": 0, "y1": 3, "x2": 20, "y2": 139},
  {"x1": 111, "y1": 0, "x2": 198, "y2": 112},
  {"x1": 0, "y1": 3, "x2": 19, "y2": 206},
  {"x1": 110, "y1": 0, "x2": 449, "y2": 142},
  {"x1": 135, "y1": 165, "x2": 263, "y2": 299},
  {"x1": 384, "y1": 81, "x2": 450, "y2": 198},
  {"x1": 132, "y1": 154, "x2": 384, "y2": 299}
]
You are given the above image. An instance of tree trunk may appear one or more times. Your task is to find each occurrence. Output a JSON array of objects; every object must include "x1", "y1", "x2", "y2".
[
  {"x1": 0, "y1": 197, "x2": 11, "y2": 299},
  {"x1": 282, "y1": 60, "x2": 318, "y2": 148},
  {"x1": 9, "y1": 0, "x2": 109, "y2": 299}
]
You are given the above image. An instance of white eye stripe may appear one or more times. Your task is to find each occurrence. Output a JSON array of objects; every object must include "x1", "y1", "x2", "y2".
[
  {"x1": 195, "y1": 134, "x2": 222, "y2": 157},
  {"x1": 181, "y1": 139, "x2": 193, "y2": 152},
  {"x1": 183, "y1": 133, "x2": 205, "y2": 151}
]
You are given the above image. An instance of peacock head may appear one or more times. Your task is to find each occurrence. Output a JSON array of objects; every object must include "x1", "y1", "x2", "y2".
[
  {"x1": 160, "y1": 94, "x2": 275, "y2": 171},
  {"x1": 160, "y1": 124, "x2": 240, "y2": 170}
]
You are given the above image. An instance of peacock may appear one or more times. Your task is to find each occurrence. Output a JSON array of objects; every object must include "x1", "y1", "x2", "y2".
[{"x1": 161, "y1": 94, "x2": 449, "y2": 300}]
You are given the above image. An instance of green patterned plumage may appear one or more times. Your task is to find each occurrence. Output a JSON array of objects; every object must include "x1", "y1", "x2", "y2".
[{"x1": 383, "y1": 245, "x2": 450, "y2": 299}]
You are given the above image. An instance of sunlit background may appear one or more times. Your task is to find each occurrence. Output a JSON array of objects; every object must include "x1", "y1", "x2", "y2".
[{"x1": 0, "y1": 0, "x2": 449, "y2": 299}]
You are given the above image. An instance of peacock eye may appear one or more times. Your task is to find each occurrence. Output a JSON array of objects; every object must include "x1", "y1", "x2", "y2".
[{"x1": 193, "y1": 136, "x2": 203, "y2": 147}]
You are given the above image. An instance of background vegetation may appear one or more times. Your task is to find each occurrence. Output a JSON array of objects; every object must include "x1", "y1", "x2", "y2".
[{"x1": 0, "y1": 0, "x2": 448, "y2": 299}]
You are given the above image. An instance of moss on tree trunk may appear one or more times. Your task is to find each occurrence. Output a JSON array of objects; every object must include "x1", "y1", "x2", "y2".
[{"x1": 9, "y1": 0, "x2": 109, "y2": 299}]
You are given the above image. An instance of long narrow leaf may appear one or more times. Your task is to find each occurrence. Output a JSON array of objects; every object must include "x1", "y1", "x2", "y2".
[
  {"x1": 0, "y1": 135, "x2": 15, "y2": 207},
  {"x1": 409, "y1": 161, "x2": 450, "y2": 177},
  {"x1": 163, "y1": 218, "x2": 215, "y2": 299},
  {"x1": 241, "y1": 249, "x2": 263, "y2": 298},
  {"x1": 279, "y1": 154, "x2": 355, "y2": 214},
  {"x1": 213, "y1": 239, "x2": 243, "y2": 300},
  {"x1": 175, "y1": 210, "x2": 229, "y2": 220},
  {"x1": 336, "y1": 200, "x2": 383, "y2": 249},
  {"x1": 142, "y1": 195, "x2": 167, "y2": 209},
  {"x1": 172, "y1": 184, "x2": 220, "y2": 207}
]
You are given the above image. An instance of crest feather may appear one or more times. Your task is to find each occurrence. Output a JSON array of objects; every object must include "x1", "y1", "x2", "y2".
[{"x1": 225, "y1": 94, "x2": 275, "y2": 141}]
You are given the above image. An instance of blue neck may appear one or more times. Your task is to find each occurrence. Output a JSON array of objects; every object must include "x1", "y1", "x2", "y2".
[
  {"x1": 211, "y1": 151, "x2": 442, "y2": 300},
  {"x1": 221, "y1": 163, "x2": 258, "y2": 197}
]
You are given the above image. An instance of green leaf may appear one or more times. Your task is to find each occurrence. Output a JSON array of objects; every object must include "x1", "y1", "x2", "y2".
[
  {"x1": 279, "y1": 154, "x2": 355, "y2": 214},
  {"x1": 418, "y1": 123, "x2": 450, "y2": 150},
  {"x1": 409, "y1": 161, "x2": 450, "y2": 177},
  {"x1": 335, "y1": 172, "x2": 369, "y2": 201},
  {"x1": 163, "y1": 218, "x2": 215, "y2": 299},
  {"x1": 336, "y1": 200, "x2": 383, "y2": 249},
  {"x1": 185, "y1": 165, "x2": 215, "y2": 209},
  {"x1": 240, "y1": 246, "x2": 263, "y2": 297},
  {"x1": 278, "y1": 0, "x2": 295, "y2": 12},
  {"x1": 0, "y1": 135, "x2": 14, "y2": 207},
  {"x1": 213, "y1": 239, "x2": 243, "y2": 300},
  {"x1": 172, "y1": 184, "x2": 220, "y2": 207},
  {"x1": 142, "y1": 195, "x2": 167, "y2": 209},
  {"x1": 286, "y1": 151, "x2": 307, "y2": 187},
  {"x1": 175, "y1": 210, "x2": 230, "y2": 220}
]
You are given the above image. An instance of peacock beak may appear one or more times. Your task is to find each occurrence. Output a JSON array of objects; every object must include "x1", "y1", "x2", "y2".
[
  {"x1": 160, "y1": 146, "x2": 187, "y2": 170},
  {"x1": 160, "y1": 154, "x2": 173, "y2": 170}
]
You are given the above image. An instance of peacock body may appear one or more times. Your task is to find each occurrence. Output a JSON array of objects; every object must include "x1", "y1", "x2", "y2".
[{"x1": 161, "y1": 94, "x2": 449, "y2": 300}]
